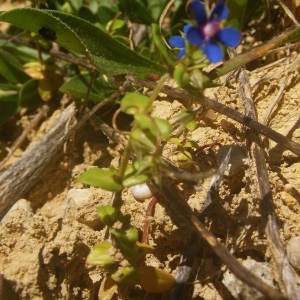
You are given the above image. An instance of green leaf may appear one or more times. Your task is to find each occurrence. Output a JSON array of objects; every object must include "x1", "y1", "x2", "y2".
[
  {"x1": 60, "y1": 74, "x2": 116, "y2": 103},
  {"x1": 118, "y1": 0, "x2": 153, "y2": 25},
  {"x1": 120, "y1": 92, "x2": 150, "y2": 114},
  {"x1": 87, "y1": 241, "x2": 116, "y2": 266},
  {"x1": 0, "y1": 92, "x2": 19, "y2": 126},
  {"x1": 0, "y1": 49, "x2": 29, "y2": 83},
  {"x1": 111, "y1": 266, "x2": 139, "y2": 285},
  {"x1": 130, "y1": 128, "x2": 156, "y2": 150},
  {"x1": 155, "y1": 118, "x2": 171, "y2": 139},
  {"x1": 78, "y1": 167, "x2": 123, "y2": 191},
  {"x1": 122, "y1": 173, "x2": 149, "y2": 187},
  {"x1": 97, "y1": 205, "x2": 116, "y2": 226},
  {"x1": 49, "y1": 11, "x2": 165, "y2": 76},
  {"x1": 19, "y1": 79, "x2": 43, "y2": 110},
  {"x1": 0, "y1": 8, "x2": 165, "y2": 76}
]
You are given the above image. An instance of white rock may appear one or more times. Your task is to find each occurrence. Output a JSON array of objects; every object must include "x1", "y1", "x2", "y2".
[
  {"x1": 222, "y1": 258, "x2": 275, "y2": 300},
  {"x1": 130, "y1": 183, "x2": 152, "y2": 201}
]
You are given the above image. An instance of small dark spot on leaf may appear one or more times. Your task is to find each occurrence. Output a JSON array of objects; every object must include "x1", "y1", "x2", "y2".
[{"x1": 38, "y1": 27, "x2": 57, "y2": 41}]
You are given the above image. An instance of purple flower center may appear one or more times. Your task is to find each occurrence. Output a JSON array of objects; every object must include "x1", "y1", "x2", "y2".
[{"x1": 201, "y1": 21, "x2": 219, "y2": 40}]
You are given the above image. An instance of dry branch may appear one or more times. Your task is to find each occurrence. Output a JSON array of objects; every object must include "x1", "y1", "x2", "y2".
[
  {"x1": 128, "y1": 76, "x2": 300, "y2": 157},
  {"x1": 149, "y1": 179, "x2": 285, "y2": 299},
  {"x1": 0, "y1": 104, "x2": 75, "y2": 219},
  {"x1": 0, "y1": 90, "x2": 123, "y2": 219},
  {"x1": 230, "y1": 48, "x2": 300, "y2": 300}
]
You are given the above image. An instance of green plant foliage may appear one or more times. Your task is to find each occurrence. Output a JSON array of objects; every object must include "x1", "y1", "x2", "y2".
[
  {"x1": 78, "y1": 167, "x2": 123, "y2": 192},
  {"x1": 59, "y1": 74, "x2": 116, "y2": 103},
  {"x1": 111, "y1": 266, "x2": 139, "y2": 285},
  {"x1": 0, "y1": 49, "x2": 29, "y2": 83},
  {"x1": 86, "y1": 241, "x2": 117, "y2": 266},
  {"x1": 0, "y1": 93, "x2": 19, "y2": 126},
  {"x1": 0, "y1": 8, "x2": 165, "y2": 76},
  {"x1": 120, "y1": 92, "x2": 150, "y2": 114},
  {"x1": 19, "y1": 79, "x2": 43, "y2": 110},
  {"x1": 118, "y1": 0, "x2": 153, "y2": 25},
  {"x1": 97, "y1": 205, "x2": 116, "y2": 226}
]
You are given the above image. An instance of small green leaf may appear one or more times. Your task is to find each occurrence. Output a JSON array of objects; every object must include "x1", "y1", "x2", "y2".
[
  {"x1": 60, "y1": 74, "x2": 116, "y2": 103},
  {"x1": 120, "y1": 92, "x2": 150, "y2": 115},
  {"x1": 155, "y1": 118, "x2": 171, "y2": 139},
  {"x1": 19, "y1": 79, "x2": 43, "y2": 110},
  {"x1": 130, "y1": 128, "x2": 156, "y2": 150},
  {"x1": 110, "y1": 227, "x2": 139, "y2": 260},
  {"x1": 78, "y1": 167, "x2": 123, "y2": 191},
  {"x1": 97, "y1": 205, "x2": 116, "y2": 226},
  {"x1": 111, "y1": 266, "x2": 139, "y2": 285},
  {"x1": 122, "y1": 173, "x2": 149, "y2": 187},
  {"x1": 87, "y1": 241, "x2": 116, "y2": 266}
]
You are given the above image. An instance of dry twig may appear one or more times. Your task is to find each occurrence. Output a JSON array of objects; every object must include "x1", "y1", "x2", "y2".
[
  {"x1": 0, "y1": 89, "x2": 125, "y2": 219},
  {"x1": 128, "y1": 76, "x2": 300, "y2": 156},
  {"x1": 229, "y1": 48, "x2": 300, "y2": 300},
  {"x1": 149, "y1": 178, "x2": 284, "y2": 299}
]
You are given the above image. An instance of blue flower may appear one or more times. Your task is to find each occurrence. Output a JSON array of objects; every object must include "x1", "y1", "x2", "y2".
[
  {"x1": 186, "y1": 1, "x2": 241, "y2": 63},
  {"x1": 168, "y1": 24, "x2": 191, "y2": 59}
]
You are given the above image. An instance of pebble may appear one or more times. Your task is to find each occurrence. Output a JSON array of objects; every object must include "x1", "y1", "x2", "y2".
[{"x1": 222, "y1": 257, "x2": 274, "y2": 300}]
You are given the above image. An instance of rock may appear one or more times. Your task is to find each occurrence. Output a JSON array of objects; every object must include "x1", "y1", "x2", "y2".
[
  {"x1": 65, "y1": 188, "x2": 102, "y2": 229},
  {"x1": 222, "y1": 258, "x2": 275, "y2": 300},
  {"x1": 286, "y1": 236, "x2": 300, "y2": 271}
]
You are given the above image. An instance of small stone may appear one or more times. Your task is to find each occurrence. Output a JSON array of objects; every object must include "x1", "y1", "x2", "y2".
[
  {"x1": 287, "y1": 236, "x2": 300, "y2": 271},
  {"x1": 65, "y1": 188, "x2": 101, "y2": 229},
  {"x1": 8, "y1": 198, "x2": 32, "y2": 213},
  {"x1": 222, "y1": 258, "x2": 274, "y2": 300}
]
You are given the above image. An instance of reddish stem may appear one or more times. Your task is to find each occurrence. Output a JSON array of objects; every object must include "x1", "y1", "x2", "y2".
[{"x1": 142, "y1": 196, "x2": 158, "y2": 244}]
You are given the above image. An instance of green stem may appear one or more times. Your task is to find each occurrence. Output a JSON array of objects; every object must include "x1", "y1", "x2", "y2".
[
  {"x1": 143, "y1": 73, "x2": 169, "y2": 112},
  {"x1": 119, "y1": 142, "x2": 132, "y2": 180}
]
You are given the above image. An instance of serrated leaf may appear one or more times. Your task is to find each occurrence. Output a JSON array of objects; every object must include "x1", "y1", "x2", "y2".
[
  {"x1": 78, "y1": 167, "x2": 123, "y2": 192},
  {"x1": 120, "y1": 92, "x2": 150, "y2": 114},
  {"x1": 87, "y1": 241, "x2": 116, "y2": 266},
  {"x1": 97, "y1": 205, "x2": 116, "y2": 226},
  {"x1": 0, "y1": 8, "x2": 165, "y2": 76},
  {"x1": 60, "y1": 74, "x2": 116, "y2": 103}
]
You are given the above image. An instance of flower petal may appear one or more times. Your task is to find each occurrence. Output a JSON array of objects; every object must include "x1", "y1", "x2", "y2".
[
  {"x1": 183, "y1": 24, "x2": 192, "y2": 33},
  {"x1": 217, "y1": 27, "x2": 241, "y2": 47},
  {"x1": 186, "y1": 27, "x2": 204, "y2": 46},
  {"x1": 202, "y1": 41, "x2": 223, "y2": 63},
  {"x1": 178, "y1": 49, "x2": 186, "y2": 59},
  {"x1": 210, "y1": 2, "x2": 228, "y2": 22},
  {"x1": 191, "y1": 1, "x2": 207, "y2": 25},
  {"x1": 168, "y1": 36, "x2": 185, "y2": 48}
]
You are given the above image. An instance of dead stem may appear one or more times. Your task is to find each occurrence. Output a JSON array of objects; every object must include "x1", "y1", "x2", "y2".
[{"x1": 148, "y1": 179, "x2": 285, "y2": 300}]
